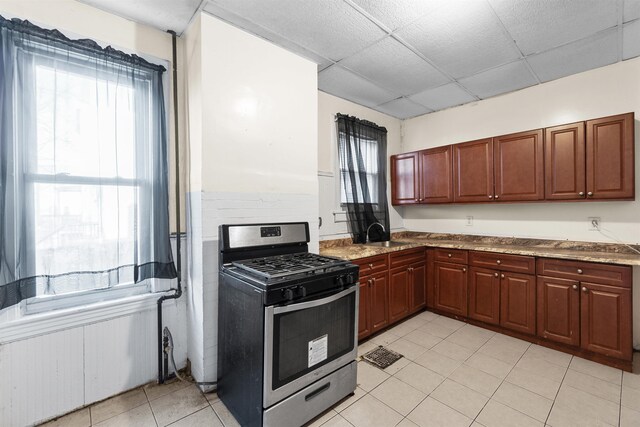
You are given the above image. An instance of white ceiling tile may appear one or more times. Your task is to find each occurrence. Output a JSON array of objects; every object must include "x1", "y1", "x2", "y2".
[
  {"x1": 624, "y1": 0, "x2": 640, "y2": 22},
  {"x1": 79, "y1": 0, "x2": 201, "y2": 33},
  {"x1": 374, "y1": 98, "x2": 432, "y2": 119},
  {"x1": 318, "y1": 65, "x2": 398, "y2": 107},
  {"x1": 396, "y1": 0, "x2": 520, "y2": 79},
  {"x1": 623, "y1": 19, "x2": 640, "y2": 59},
  {"x1": 349, "y1": 0, "x2": 440, "y2": 31},
  {"x1": 339, "y1": 37, "x2": 449, "y2": 95},
  {"x1": 206, "y1": 0, "x2": 386, "y2": 61},
  {"x1": 459, "y1": 60, "x2": 538, "y2": 99},
  {"x1": 409, "y1": 83, "x2": 476, "y2": 111},
  {"x1": 527, "y1": 29, "x2": 618, "y2": 83},
  {"x1": 488, "y1": 0, "x2": 618, "y2": 55}
]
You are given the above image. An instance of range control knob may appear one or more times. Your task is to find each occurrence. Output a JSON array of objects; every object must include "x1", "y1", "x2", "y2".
[
  {"x1": 337, "y1": 273, "x2": 355, "y2": 286},
  {"x1": 282, "y1": 288, "x2": 294, "y2": 301},
  {"x1": 297, "y1": 286, "x2": 307, "y2": 298}
]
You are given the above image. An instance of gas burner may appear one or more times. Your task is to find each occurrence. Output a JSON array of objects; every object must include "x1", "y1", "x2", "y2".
[{"x1": 232, "y1": 253, "x2": 349, "y2": 279}]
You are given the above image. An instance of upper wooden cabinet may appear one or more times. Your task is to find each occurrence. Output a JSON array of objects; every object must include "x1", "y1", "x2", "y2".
[
  {"x1": 453, "y1": 138, "x2": 494, "y2": 202},
  {"x1": 419, "y1": 146, "x2": 453, "y2": 203},
  {"x1": 390, "y1": 152, "x2": 419, "y2": 205},
  {"x1": 545, "y1": 122, "x2": 586, "y2": 200},
  {"x1": 586, "y1": 113, "x2": 635, "y2": 200},
  {"x1": 494, "y1": 129, "x2": 544, "y2": 201}
]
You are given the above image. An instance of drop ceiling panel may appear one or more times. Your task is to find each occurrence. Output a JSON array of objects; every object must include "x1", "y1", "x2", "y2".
[
  {"x1": 79, "y1": 0, "x2": 201, "y2": 33},
  {"x1": 488, "y1": 0, "x2": 618, "y2": 55},
  {"x1": 349, "y1": 0, "x2": 440, "y2": 31},
  {"x1": 527, "y1": 29, "x2": 618, "y2": 83},
  {"x1": 339, "y1": 37, "x2": 449, "y2": 96},
  {"x1": 459, "y1": 60, "x2": 538, "y2": 99},
  {"x1": 625, "y1": 0, "x2": 640, "y2": 22},
  {"x1": 319, "y1": 65, "x2": 398, "y2": 108},
  {"x1": 623, "y1": 20, "x2": 640, "y2": 59},
  {"x1": 374, "y1": 98, "x2": 432, "y2": 119},
  {"x1": 207, "y1": 0, "x2": 386, "y2": 61},
  {"x1": 396, "y1": 1, "x2": 520, "y2": 79},
  {"x1": 409, "y1": 83, "x2": 476, "y2": 111}
]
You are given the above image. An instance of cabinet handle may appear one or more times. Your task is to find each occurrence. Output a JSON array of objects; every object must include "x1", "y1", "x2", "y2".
[
  {"x1": 496, "y1": 260, "x2": 501, "y2": 264},
  {"x1": 501, "y1": 273, "x2": 505, "y2": 279},
  {"x1": 494, "y1": 273, "x2": 499, "y2": 277},
  {"x1": 462, "y1": 268, "x2": 467, "y2": 272},
  {"x1": 495, "y1": 195, "x2": 499, "y2": 199},
  {"x1": 579, "y1": 191, "x2": 584, "y2": 196},
  {"x1": 369, "y1": 263, "x2": 373, "y2": 269},
  {"x1": 488, "y1": 195, "x2": 493, "y2": 199},
  {"x1": 415, "y1": 198, "x2": 419, "y2": 202},
  {"x1": 582, "y1": 286, "x2": 588, "y2": 293},
  {"x1": 572, "y1": 284, "x2": 578, "y2": 290},
  {"x1": 419, "y1": 198, "x2": 424, "y2": 202},
  {"x1": 587, "y1": 192, "x2": 593, "y2": 197},
  {"x1": 369, "y1": 279, "x2": 373, "y2": 287},
  {"x1": 448, "y1": 253, "x2": 452, "y2": 258},
  {"x1": 577, "y1": 269, "x2": 583, "y2": 274}
]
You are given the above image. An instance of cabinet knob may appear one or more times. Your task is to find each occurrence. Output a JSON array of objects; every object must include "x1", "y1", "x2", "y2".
[
  {"x1": 494, "y1": 273, "x2": 499, "y2": 277},
  {"x1": 572, "y1": 284, "x2": 578, "y2": 290},
  {"x1": 577, "y1": 269, "x2": 583, "y2": 274},
  {"x1": 579, "y1": 191, "x2": 585, "y2": 196},
  {"x1": 501, "y1": 273, "x2": 505, "y2": 279},
  {"x1": 582, "y1": 286, "x2": 588, "y2": 293},
  {"x1": 587, "y1": 192, "x2": 593, "y2": 197},
  {"x1": 495, "y1": 195, "x2": 499, "y2": 199},
  {"x1": 496, "y1": 260, "x2": 501, "y2": 264},
  {"x1": 368, "y1": 263, "x2": 373, "y2": 269},
  {"x1": 415, "y1": 198, "x2": 419, "y2": 202},
  {"x1": 488, "y1": 195, "x2": 493, "y2": 199},
  {"x1": 462, "y1": 268, "x2": 467, "y2": 272},
  {"x1": 448, "y1": 253, "x2": 452, "y2": 258}
]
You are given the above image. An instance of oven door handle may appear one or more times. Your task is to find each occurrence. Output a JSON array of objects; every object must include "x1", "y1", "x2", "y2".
[{"x1": 272, "y1": 285, "x2": 356, "y2": 315}]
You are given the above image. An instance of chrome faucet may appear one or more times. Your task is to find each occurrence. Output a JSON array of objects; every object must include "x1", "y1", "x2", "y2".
[{"x1": 365, "y1": 222, "x2": 386, "y2": 243}]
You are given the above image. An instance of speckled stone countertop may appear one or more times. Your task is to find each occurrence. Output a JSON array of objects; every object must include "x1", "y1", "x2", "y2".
[{"x1": 319, "y1": 232, "x2": 640, "y2": 266}]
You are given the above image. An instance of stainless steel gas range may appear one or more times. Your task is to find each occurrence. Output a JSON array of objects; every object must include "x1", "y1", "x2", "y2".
[{"x1": 217, "y1": 222, "x2": 359, "y2": 427}]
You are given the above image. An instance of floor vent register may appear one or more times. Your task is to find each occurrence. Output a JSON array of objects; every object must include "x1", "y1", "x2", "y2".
[{"x1": 362, "y1": 346, "x2": 403, "y2": 369}]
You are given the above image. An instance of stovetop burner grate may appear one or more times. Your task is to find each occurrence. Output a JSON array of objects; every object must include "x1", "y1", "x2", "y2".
[{"x1": 232, "y1": 252, "x2": 349, "y2": 280}]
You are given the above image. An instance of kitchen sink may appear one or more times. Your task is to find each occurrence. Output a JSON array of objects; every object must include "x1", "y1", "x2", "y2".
[{"x1": 364, "y1": 241, "x2": 410, "y2": 248}]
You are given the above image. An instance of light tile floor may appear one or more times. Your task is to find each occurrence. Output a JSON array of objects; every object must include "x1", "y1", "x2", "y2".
[{"x1": 40, "y1": 310, "x2": 640, "y2": 427}]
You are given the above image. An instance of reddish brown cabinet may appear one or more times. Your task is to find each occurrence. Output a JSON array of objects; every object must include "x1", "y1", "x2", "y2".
[
  {"x1": 389, "y1": 249, "x2": 425, "y2": 322},
  {"x1": 409, "y1": 260, "x2": 427, "y2": 313},
  {"x1": 537, "y1": 276, "x2": 580, "y2": 346},
  {"x1": 500, "y1": 272, "x2": 536, "y2": 335},
  {"x1": 468, "y1": 267, "x2": 500, "y2": 325},
  {"x1": 545, "y1": 122, "x2": 586, "y2": 200},
  {"x1": 355, "y1": 255, "x2": 389, "y2": 340},
  {"x1": 418, "y1": 146, "x2": 453, "y2": 203},
  {"x1": 453, "y1": 138, "x2": 494, "y2": 202},
  {"x1": 389, "y1": 267, "x2": 410, "y2": 323},
  {"x1": 494, "y1": 129, "x2": 544, "y2": 201},
  {"x1": 391, "y1": 152, "x2": 420, "y2": 205},
  {"x1": 358, "y1": 279, "x2": 372, "y2": 339},
  {"x1": 586, "y1": 113, "x2": 635, "y2": 200},
  {"x1": 434, "y1": 261, "x2": 468, "y2": 316}
]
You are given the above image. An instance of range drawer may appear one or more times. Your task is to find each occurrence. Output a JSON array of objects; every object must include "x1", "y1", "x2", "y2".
[
  {"x1": 354, "y1": 254, "x2": 388, "y2": 277},
  {"x1": 470, "y1": 251, "x2": 535, "y2": 274},
  {"x1": 433, "y1": 248, "x2": 468, "y2": 265},
  {"x1": 537, "y1": 258, "x2": 631, "y2": 287},
  {"x1": 389, "y1": 248, "x2": 425, "y2": 269}
]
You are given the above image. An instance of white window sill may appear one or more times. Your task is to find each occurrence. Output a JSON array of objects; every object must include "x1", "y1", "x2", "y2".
[{"x1": 0, "y1": 291, "x2": 179, "y2": 345}]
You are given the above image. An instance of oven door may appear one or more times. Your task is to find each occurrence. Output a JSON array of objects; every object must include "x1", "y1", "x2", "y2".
[{"x1": 263, "y1": 285, "x2": 358, "y2": 408}]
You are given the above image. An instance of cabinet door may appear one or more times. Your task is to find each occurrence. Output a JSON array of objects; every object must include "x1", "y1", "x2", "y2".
[
  {"x1": 586, "y1": 113, "x2": 635, "y2": 200},
  {"x1": 358, "y1": 279, "x2": 371, "y2": 340},
  {"x1": 434, "y1": 262, "x2": 468, "y2": 316},
  {"x1": 580, "y1": 282, "x2": 632, "y2": 360},
  {"x1": 426, "y1": 250, "x2": 435, "y2": 309},
  {"x1": 453, "y1": 138, "x2": 494, "y2": 203},
  {"x1": 370, "y1": 272, "x2": 389, "y2": 333},
  {"x1": 389, "y1": 267, "x2": 411, "y2": 323},
  {"x1": 468, "y1": 267, "x2": 500, "y2": 325},
  {"x1": 545, "y1": 122, "x2": 586, "y2": 200},
  {"x1": 409, "y1": 261, "x2": 426, "y2": 313},
  {"x1": 500, "y1": 272, "x2": 536, "y2": 335},
  {"x1": 536, "y1": 276, "x2": 580, "y2": 346},
  {"x1": 391, "y1": 152, "x2": 420, "y2": 205},
  {"x1": 419, "y1": 146, "x2": 453, "y2": 203},
  {"x1": 494, "y1": 129, "x2": 544, "y2": 201}
]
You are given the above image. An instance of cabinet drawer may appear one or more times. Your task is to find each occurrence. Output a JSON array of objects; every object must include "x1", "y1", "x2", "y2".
[
  {"x1": 433, "y1": 248, "x2": 468, "y2": 265},
  {"x1": 390, "y1": 248, "x2": 425, "y2": 269},
  {"x1": 537, "y1": 258, "x2": 631, "y2": 287},
  {"x1": 470, "y1": 251, "x2": 535, "y2": 274},
  {"x1": 354, "y1": 254, "x2": 388, "y2": 277}
]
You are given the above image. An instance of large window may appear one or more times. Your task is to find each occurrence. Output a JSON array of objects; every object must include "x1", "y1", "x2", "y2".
[
  {"x1": 0, "y1": 17, "x2": 176, "y2": 312},
  {"x1": 339, "y1": 136, "x2": 379, "y2": 204}
]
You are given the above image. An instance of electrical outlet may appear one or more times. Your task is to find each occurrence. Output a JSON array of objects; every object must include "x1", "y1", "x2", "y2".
[
  {"x1": 588, "y1": 217, "x2": 601, "y2": 231},
  {"x1": 466, "y1": 216, "x2": 473, "y2": 226}
]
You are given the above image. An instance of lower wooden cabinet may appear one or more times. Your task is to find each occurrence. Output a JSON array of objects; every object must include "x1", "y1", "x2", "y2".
[
  {"x1": 358, "y1": 271, "x2": 389, "y2": 340},
  {"x1": 537, "y1": 276, "x2": 580, "y2": 346},
  {"x1": 468, "y1": 267, "x2": 500, "y2": 325},
  {"x1": 409, "y1": 260, "x2": 426, "y2": 313},
  {"x1": 434, "y1": 261, "x2": 468, "y2": 316},
  {"x1": 500, "y1": 272, "x2": 536, "y2": 335},
  {"x1": 358, "y1": 280, "x2": 372, "y2": 339},
  {"x1": 389, "y1": 267, "x2": 410, "y2": 323}
]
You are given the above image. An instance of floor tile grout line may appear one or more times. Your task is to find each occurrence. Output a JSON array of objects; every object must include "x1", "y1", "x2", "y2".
[{"x1": 543, "y1": 355, "x2": 572, "y2": 426}]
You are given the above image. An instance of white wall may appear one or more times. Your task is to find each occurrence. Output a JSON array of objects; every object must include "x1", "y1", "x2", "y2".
[
  {"x1": 317, "y1": 91, "x2": 405, "y2": 240},
  {"x1": 185, "y1": 12, "x2": 319, "y2": 386},
  {"x1": 0, "y1": 2, "x2": 188, "y2": 425},
  {"x1": 402, "y1": 58, "x2": 640, "y2": 245}
]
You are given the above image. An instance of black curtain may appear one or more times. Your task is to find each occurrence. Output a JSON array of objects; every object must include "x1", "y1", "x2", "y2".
[{"x1": 336, "y1": 114, "x2": 390, "y2": 244}]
